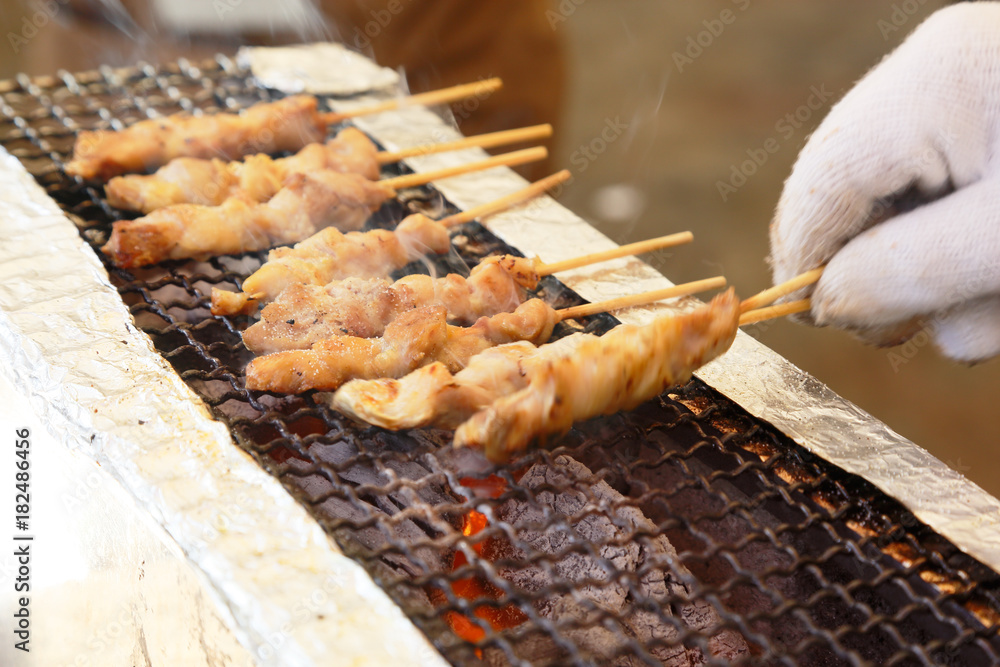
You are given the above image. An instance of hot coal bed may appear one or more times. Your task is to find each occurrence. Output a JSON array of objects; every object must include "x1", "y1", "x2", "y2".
[{"x1": 2, "y1": 56, "x2": 999, "y2": 666}]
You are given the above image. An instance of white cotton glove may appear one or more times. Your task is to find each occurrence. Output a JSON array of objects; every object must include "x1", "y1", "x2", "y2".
[{"x1": 770, "y1": 3, "x2": 1000, "y2": 363}]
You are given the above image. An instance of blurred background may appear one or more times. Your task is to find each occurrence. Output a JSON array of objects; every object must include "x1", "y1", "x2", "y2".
[{"x1": 0, "y1": 0, "x2": 996, "y2": 497}]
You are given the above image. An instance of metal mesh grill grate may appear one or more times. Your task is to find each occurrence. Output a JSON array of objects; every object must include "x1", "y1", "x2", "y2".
[{"x1": 3, "y1": 57, "x2": 1000, "y2": 666}]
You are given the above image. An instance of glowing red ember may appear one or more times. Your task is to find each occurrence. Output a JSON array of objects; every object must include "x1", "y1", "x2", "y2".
[{"x1": 437, "y1": 476, "x2": 527, "y2": 650}]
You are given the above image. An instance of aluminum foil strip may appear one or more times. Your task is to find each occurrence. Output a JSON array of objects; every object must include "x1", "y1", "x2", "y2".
[
  {"x1": 0, "y1": 145, "x2": 447, "y2": 667},
  {"x1": 259, "y1": 46, "x2": 1000, "y2": 574},
  {"x1": 238, "y1": 43, "x2": 400, "y2": 95},
  {"x1": 0, "y1": 363, "x2": 254, "y2": 667}
]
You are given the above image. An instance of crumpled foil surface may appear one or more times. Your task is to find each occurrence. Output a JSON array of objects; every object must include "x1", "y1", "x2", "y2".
[
  {"x1": 0, "y1": 362, "x2": 256, "y2": 667},
  {"x1": 0, "y1": 146, "x2": 446, "y2": 666},
  {"x1": 238, "y1": 43, "x2": 399, "y2": 95}
]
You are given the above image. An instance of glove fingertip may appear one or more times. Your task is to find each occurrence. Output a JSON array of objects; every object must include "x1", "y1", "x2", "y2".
[{"x1": 930, "y1": 298, "x2": 1000, "y2": 364}]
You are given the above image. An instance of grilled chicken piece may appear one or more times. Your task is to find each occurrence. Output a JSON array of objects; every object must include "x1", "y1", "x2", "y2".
[
  {"x1": 334, "y1": 290, "x2": 740, "y2": 461},
  {"x1": 66, "y1": 96, "x2": 328, "y2": 181},
  {"x1": 211, "y1": 213, "x2": 452, "y2": 315},
  {"x1": 333, "y1": 339, "x2": 576, "y2": 431},
  {"x1": 456, "y1": 290, "x2": 740, "y2": 460},
  {"x1": 244, "y1": 299, "x2": 559, "y2": 393},
  {"x1": 101, "y1": 170, "x2": 395, "y2": 268},
  {"x1": 242, "y1": 255, "x2": 541, "y2": 353},
  {"x1": 105, "y1": 128, "x2": 381, "y2": 213}
]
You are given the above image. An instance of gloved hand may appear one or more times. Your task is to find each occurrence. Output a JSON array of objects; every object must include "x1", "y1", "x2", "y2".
[{"x1": 770, "y1": 3, "x2": 1000, "y2": 363}]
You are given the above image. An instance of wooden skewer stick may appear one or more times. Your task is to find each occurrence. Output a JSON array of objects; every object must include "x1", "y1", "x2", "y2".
[
  {"x1": 377, "y1": 124, "x2": 552, "y2": 165},
  {"x1": 322, "y1": 78, "x2": 504, "y2": 125},
  {"x1": 237, "y1": 171, "x2": 571, "y2": 303},
  {"x1": 439, "y1": 169, "x2": 571, "y2": 227},
  {"x1": 246, "y1": 222, "x2": 686, "y2": 303},
  {"x1": 739, "y1": 299, "x2": 811, "y2": 326},
  {"x1": 740, "y1": 267, "x2": 824, "y2": 313},
  {"x1": 381, "y1": 146, "x2": 547, "y2": 191},
  {"x1": 558, "y1": 276, "x2": 727, "y2": 321},
  {"x1": 539, "y1": 232, "x2": 693, "y2": 276}
]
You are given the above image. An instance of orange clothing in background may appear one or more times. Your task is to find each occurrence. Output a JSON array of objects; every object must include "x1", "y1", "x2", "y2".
[
  {"x1": 9, "y1": 0, "x2": 566, "y2": 175},
  {"x1": 323, "y1": 1, "x2": 567, "y2": 150}
]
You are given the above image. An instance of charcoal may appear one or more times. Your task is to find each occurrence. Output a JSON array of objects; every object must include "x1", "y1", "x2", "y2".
[{"x1": 494, "y1": 455, "x2": 748, "y2": 665}]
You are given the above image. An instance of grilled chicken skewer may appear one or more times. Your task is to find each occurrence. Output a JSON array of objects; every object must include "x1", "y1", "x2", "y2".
[
  {"x1": 243, "y1": 232, "x2": 695, "y2": 354},
  {"x1": 101, "y1": 147, "x2": 546, "y2": 269},
  {"x1": 106, "y1": 127, "x2": 380, "y2": 213},
  {"x1": 244, "y1": 279, "x2": 727, "y2": 394},
  {"x1": 103, "y1": 170, "x2": 392, "y2": 269},
  {"x1": 243, "y1": 255, "x2": 535, "y2": 354},
  {"x1": 66, "y1": 78, "x2": 503, "y2": 180},
  {"x1": 455, "y1": 290, "x2": 738, "y2": 460},
  {"x1": 106, "y1": 124, "x2": 553, "y2": 214},
  {"x1": 210, "y1": 170, "x2": 572, "y2": 316},
  {"x1": 246, "y1": 299, "x2": 557, "y2": 394},
  {"x1": 334, "y1": 289, "x2": 740, "y2": 462}
]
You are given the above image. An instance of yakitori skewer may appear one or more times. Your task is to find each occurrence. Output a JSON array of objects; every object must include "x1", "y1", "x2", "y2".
[
  {"x1": 332, "y1": 273, "x2": 817, "y2": 444},
  {"x1": 737, "y1": 266, "x2": 822, "y2": 325},
  {"x1": 456, "y1": 289, "x2": 740, "y2": 461},
  {"x1": 376, "y1": 123, "x2": 552, "y2": 164},
  {"x1": 557, "y1": 275, "x2": 720, "y2": 321},
  {"x1": 106, "y1": 124, "x2": 553, "y2": 214},
  {"x1": 739, "y1": 299, "x2": 812, "y2": 326},
  {"x1": 323, "y1": 78, "x2": 503, "y2": 125},
  {"x1": 333, "y1": 289, "x2": 741, "y2": 462},
  {"x1": 333, "y1": 276, "x2": 807, "y2": 457},
  {"x1": 528, "y1": 232, "x2": 693, "y2": 275},
  {"x1": 102, "y1": 147, "x2": 547, "y2": 269},
  {"x1": 245, "y1": 278, "x2": 727, "y2": 394},
  {"x1": 739, "y1": 267, "x2": 824, "y2": 313},
  {"x1": 243, "y1": 233, "x2": 700, "y2": 353},
  {"x1": 332, "y1": 264, "x2": 822, "y2": 461},
  {"x1": 211, "y1": 170, "x2": 572, "y2": 316},
  {"x1": 67, "y1": 78, "x2": 504, "y2": 180}
]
